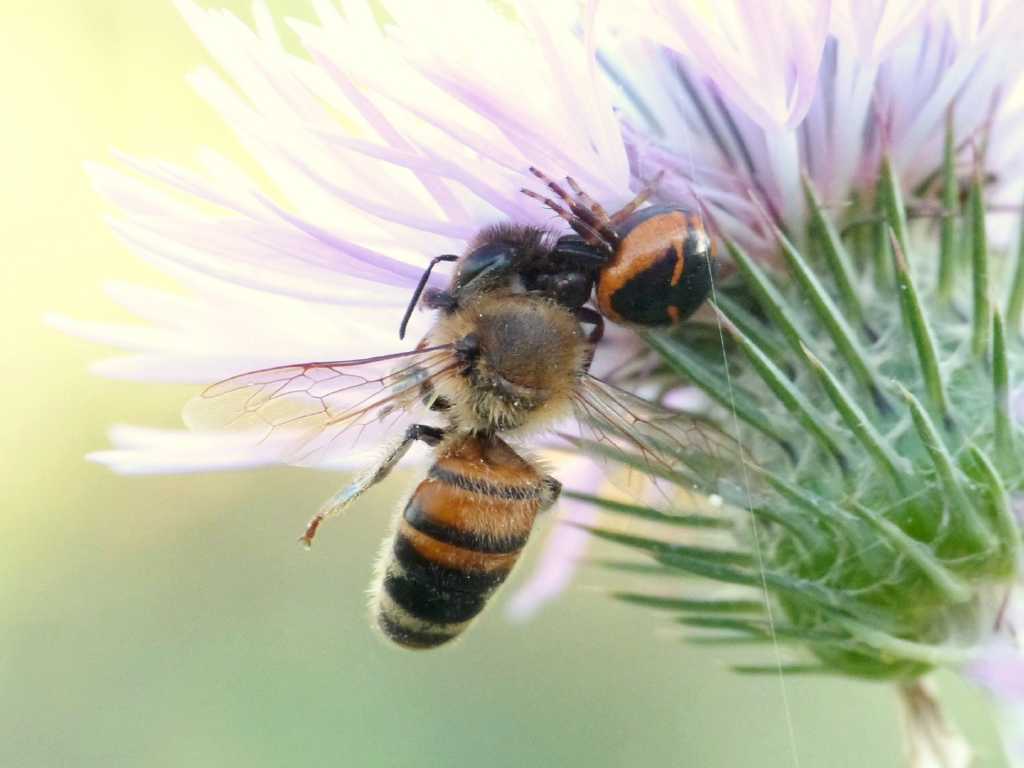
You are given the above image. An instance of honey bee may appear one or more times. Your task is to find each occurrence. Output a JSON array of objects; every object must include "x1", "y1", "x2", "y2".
[{"x1": 185, "y1": 175, "x2": 725, "y2": 649}]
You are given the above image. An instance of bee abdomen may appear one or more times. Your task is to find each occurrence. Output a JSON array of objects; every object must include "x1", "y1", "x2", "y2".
[
  {"x1": 377, "y1": 528, "x2": 519, "y2": 649},
  {"x1": 375, "y1": 444, "x2": 544, "y2": 650}
]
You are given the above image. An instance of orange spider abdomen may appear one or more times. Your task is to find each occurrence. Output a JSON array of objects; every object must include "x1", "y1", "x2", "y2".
[{"x1": 595, "y1": 207, "x2": 716, "y2": 326}]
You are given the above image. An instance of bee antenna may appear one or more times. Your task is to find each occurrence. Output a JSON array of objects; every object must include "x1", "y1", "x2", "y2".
[{"x1": 399, "y1": 254, "x2": 459, "y2": 340}]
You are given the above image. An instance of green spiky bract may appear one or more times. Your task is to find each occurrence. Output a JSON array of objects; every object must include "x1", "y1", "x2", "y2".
[{"x1": 585, "y1": 124, "x2": 1023, "y2": 681}]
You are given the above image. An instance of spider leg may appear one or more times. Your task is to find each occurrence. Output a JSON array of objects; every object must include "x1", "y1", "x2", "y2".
[
  {"x1": 527, "y1": 167, "x2": 619, "y2": 247},
  {"x1": 521, "y1": 188, "x2": 610, "y2": 249},
  {"x1": 609, "y1": 171, "x2": 665, "y2": 226},
  {"x1": 565, "y1": 175, "x2": 619, "y2": 245}
]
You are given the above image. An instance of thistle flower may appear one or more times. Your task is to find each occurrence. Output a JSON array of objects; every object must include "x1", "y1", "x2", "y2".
[
  {"x1": 59, "y1": 1, "x2": 1024, "y2": 764},
  {"x1": 575, "y1": 5, "x2": 1024, "y2": 765},
  {"x1": 600, "y1": 0, "x2": 1024, "y2": 249},
  {"x1": 513, "y1": 0, "x2": 1024, "y2": 622},
  {"x1": 52, "y1": 0, "x2": 636, "y2": 473},
  {"x1": 592, "y1": 153, "x2": 1024, "y2": 765}
]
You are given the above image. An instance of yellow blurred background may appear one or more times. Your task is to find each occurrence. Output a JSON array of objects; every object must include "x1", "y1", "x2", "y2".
[{"x1": 0, "y1": 2, "x2": 1010, "y2": 766}]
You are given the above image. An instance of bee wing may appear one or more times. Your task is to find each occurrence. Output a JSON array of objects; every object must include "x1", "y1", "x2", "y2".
[
  {"x1": 572, "y1": 373, "x2": 760, "y2": 502},
  {"x1": 183, "y1": 344, "x2": 458, "y2": 466}
]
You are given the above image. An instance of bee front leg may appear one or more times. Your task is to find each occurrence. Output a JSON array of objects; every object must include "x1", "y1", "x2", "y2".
[
  {"x1": 575, "y1": 307, "x2": 605, "y2": 373},
  {"x1": 300, "y1": 424, "x2": 446, "y2": 547},
  {"x1": 575, "y1": 306, "x2": 604, "y2": 344}
]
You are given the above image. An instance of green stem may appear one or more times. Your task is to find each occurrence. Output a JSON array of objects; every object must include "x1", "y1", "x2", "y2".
[
  {"x1": 802, "y1": 345, "x2": 910, "y2": 493},
  {"x1": 802, "y1": 174, "x2": 869, "y2": 333},
  {"x1": 897, "y1": 384, "x2": 996, "y2": 551},
  {"x1": 967, "y1": 445, "x2": 1021, "y2": 563},
  {"x1": 714, "y1": 303, "x2": 847, "y2": 471},
  {"x1": 938, "y1": 111, "x2": 958, "y2": 302},
  {"x1": 644, "y1": 330, "x2": 790, "y2": 447},
  {"x1": 992, "y1": 311, "x2": 1016, "y2": 472},
  {"x1": 1007, "y1": 200, "x2": 1024, "y2": 336},
  {"x1": 888, "y1": 229, "x2": 951, "y2": 424},
  {"x1": 970, "y1": 170, "x2": 991, "y2": 358},
  {"x1": 839, "y1": 619, "x2": 973, "y2": 666}
]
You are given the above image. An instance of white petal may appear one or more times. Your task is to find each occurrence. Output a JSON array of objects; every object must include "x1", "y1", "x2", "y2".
[
  {"x1": 603, "y1": 0, "x2": 830, "y2": 129},
  {"x1": 602, "y1": 0, "x2": 1024, "y2": 245},
  {"x1": 830, "y1": 0, "x2": 929, "y2": 62},
  {"x1": 899, "y1": 680, "x2": 972, "y2": 768},
  {"x1": 89, "y1": 421, "x2": 404, "y2": 474},
  {"x1": 71, "y1": 0, "x2": 641, "y2": 482},
  {"x1": 90, "y1": 425, "x2": 301, "y2": 474},
  {"x1": 505, "y1": 457, "x2": 606, "y2": 620}
]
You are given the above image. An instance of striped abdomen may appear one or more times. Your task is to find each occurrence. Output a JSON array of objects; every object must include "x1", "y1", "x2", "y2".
[
  {"x1": 595, "y1": 206, "x2": 715, "y2": 326},
  {"x1": 374, "y1": 435, "x2": 558, "y2": 649}
]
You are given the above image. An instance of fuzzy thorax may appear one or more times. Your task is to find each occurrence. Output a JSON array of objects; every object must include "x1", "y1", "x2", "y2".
[{"x1": 426, "y1": 292, "x2": 588, "y2": 434}]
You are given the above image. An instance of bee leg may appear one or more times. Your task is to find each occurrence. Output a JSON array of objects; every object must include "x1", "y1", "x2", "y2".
[
  {"x1": 539, "y1": 476, "x2": 562, "y2": 513},
  {"x1": 300, "y1": 424, "x2": 446, "y2": 547},
  {"x1": 575, "y1": 306, "x2": 604, "y2": 345}
]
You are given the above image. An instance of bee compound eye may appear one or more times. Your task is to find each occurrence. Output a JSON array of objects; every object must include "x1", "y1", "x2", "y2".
[{"x1": 455, "y1": 243, "x2": 515, "y2": 290}]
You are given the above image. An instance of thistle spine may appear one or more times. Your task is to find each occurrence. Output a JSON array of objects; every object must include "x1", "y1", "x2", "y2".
[{"x1": 581, "y1": 116, "x2": 1023, "y2": 682}]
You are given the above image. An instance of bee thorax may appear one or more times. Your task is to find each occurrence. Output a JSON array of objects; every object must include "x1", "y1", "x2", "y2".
[{"x1": 428, "y1": 293, "x2": 587, "y2": 434}]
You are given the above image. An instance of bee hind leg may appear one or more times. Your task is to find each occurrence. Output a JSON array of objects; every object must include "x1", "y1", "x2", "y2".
[
  {"x1": 300, "y1": 424, "x2": 446, "y2": 547},
  {"x1": 539, "y1": 476, "x2": 562, "y2": 513}
]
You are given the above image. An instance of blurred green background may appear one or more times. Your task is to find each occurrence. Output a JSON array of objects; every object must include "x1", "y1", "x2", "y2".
[{"x1": 1, "y1": 2, "x2": 1010, "y2": 766}]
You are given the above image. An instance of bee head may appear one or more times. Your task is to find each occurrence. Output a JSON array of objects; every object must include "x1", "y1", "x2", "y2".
[
  {"x1": 453, "y1": 241, "x2": 517, "y2": 295},
  {"x1": 452, "y1": 225, "x2": 548, "y2": 297}
]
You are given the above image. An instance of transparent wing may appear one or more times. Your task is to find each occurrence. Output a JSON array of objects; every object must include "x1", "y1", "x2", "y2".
[
  {"x1": 571, "y1": 373, "x2": 762, "y2": 503},
  {"x1": 183, "y1": 344, "x2": 458, "y2": 466}
]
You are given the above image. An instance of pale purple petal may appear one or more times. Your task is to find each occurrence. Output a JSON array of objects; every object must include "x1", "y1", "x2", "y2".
[
  {"x1": 831, "y1": 0, "x2": 928, "y2": 62},
  {"x1": 89, "y1": 416, "x2": 414, "y2": 475},
  {"x1": 969, "y1": 645, "x2": 1024, "y2": 700},
  {"x1": 52, "y1": 275, "x2": 432, "y2": 385},
  {"x1": 937, "y1": 0, "x2": 1021, "y2": 45},
  {"x1": 601, "y1": 0, "x2": 1024, "y2": 246},
  {"x1": 967, "y1": 643, "x2": 1024, "y2": 765},
  {"x1": 964, "y1": 585, "x2": 1024, "y2": 766},
  {"x1": 603, "y1": 0, "x2": 831, "y2": 130},
  {"x1": 505, "y1": 458, "x2": 606, "y2": 621},
  {"x1": 67, "y1": 0, "x2": 639, "y2": 482},
  {"x1": 87, "y1": 164, "x2": 432, "y2": 302},
  {"x1": 89, "y1": 425, "x2": 303, "y2": 474}
]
